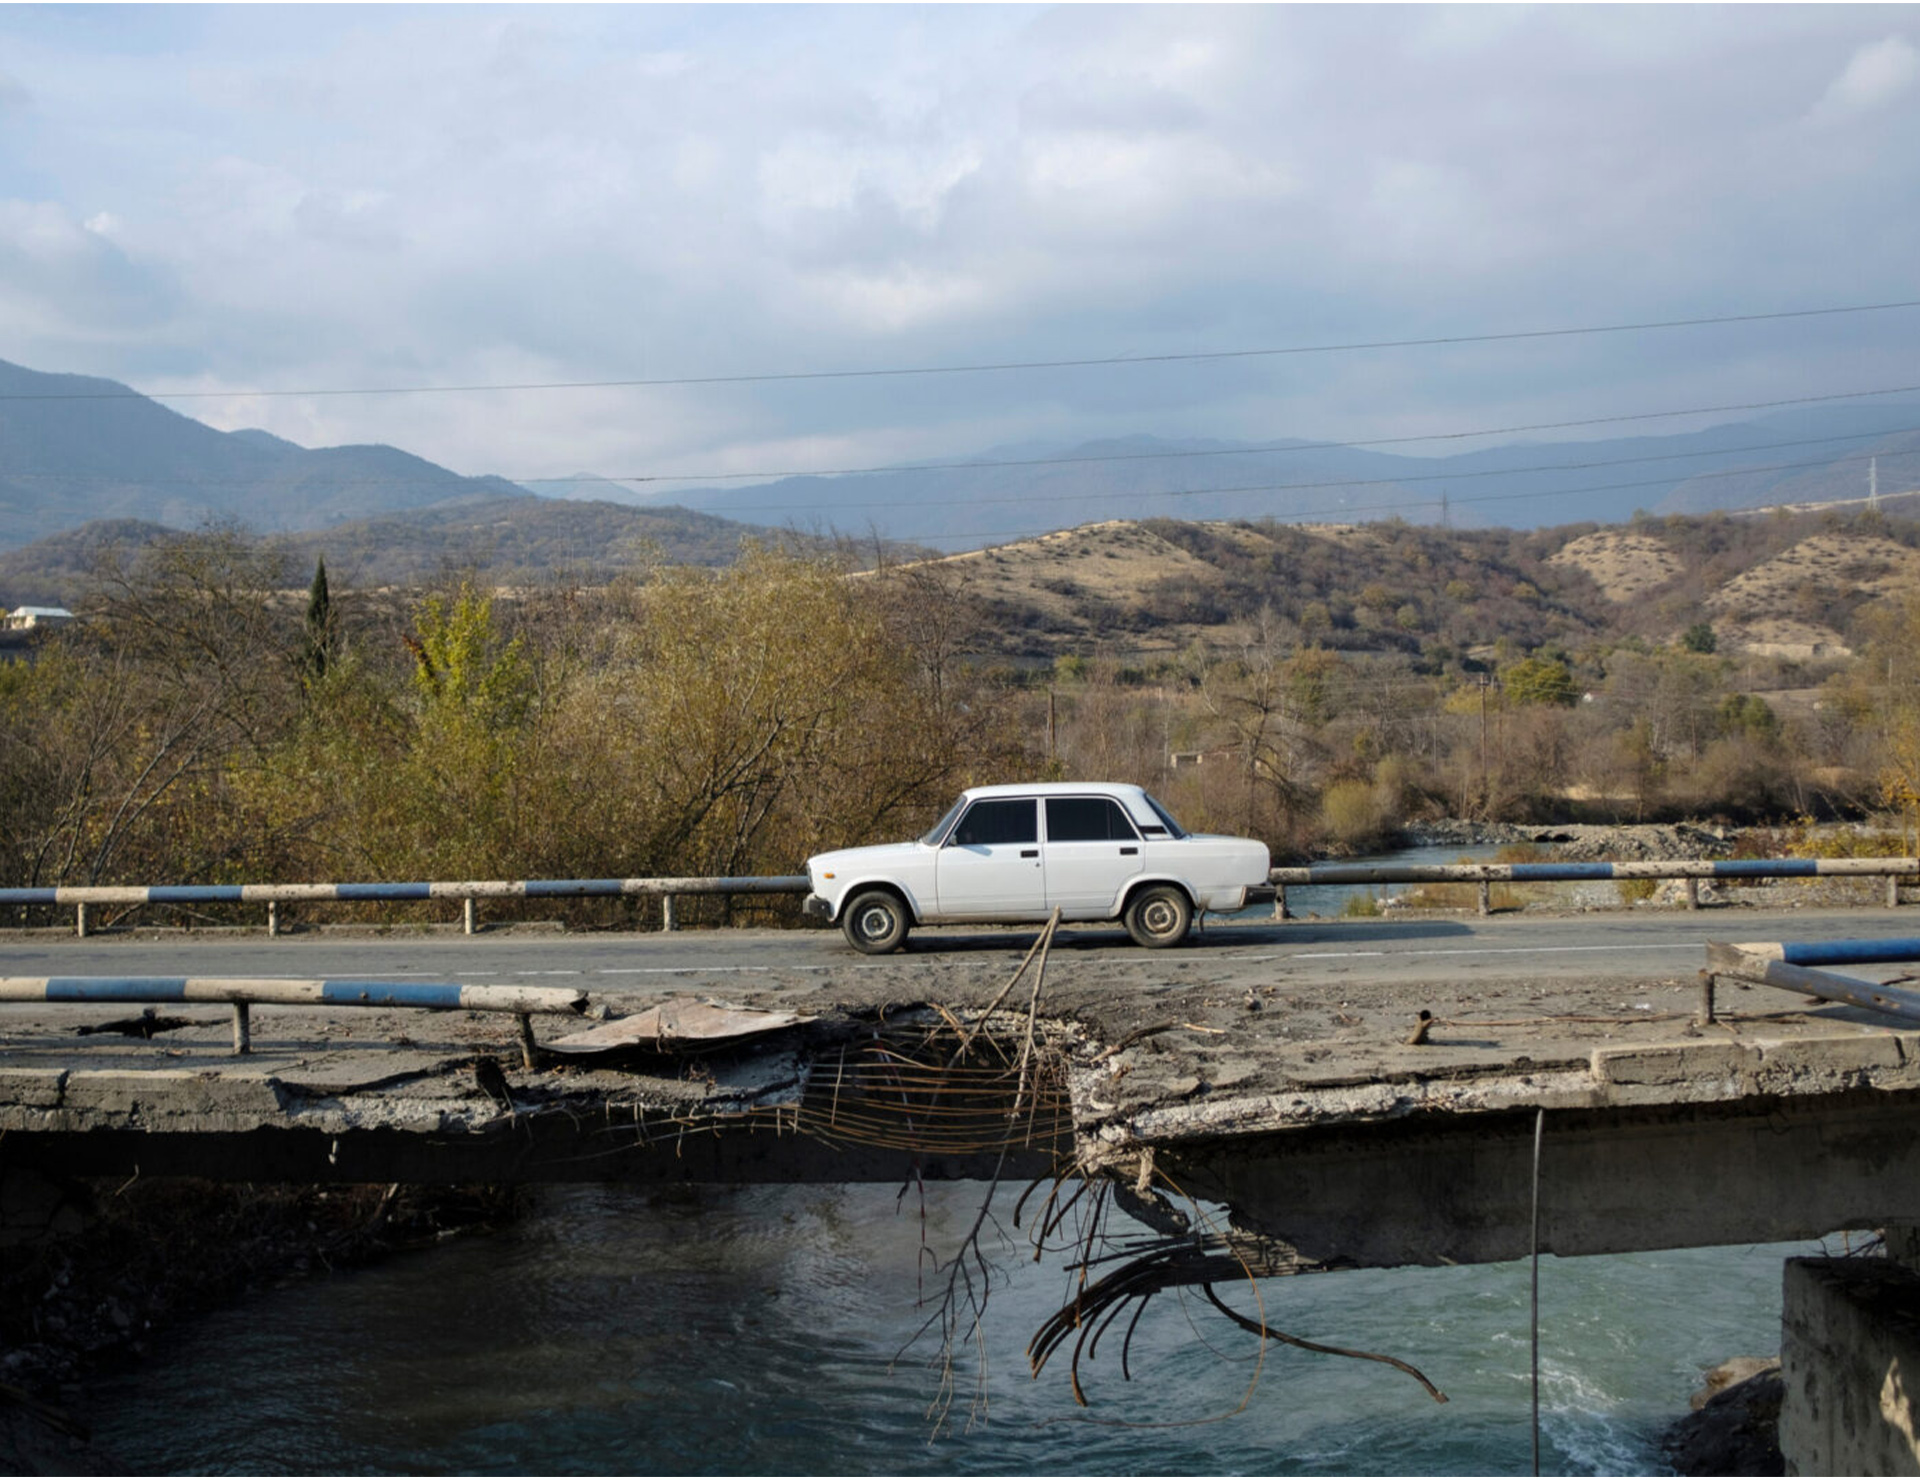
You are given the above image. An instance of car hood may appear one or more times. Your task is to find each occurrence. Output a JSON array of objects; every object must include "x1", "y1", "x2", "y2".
[{"x1": 808, "y1": 841, "x2": 928, "y2": 877}]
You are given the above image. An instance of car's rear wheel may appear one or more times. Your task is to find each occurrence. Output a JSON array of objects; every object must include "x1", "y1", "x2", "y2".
[
  {"x1": 842, "y1": 889, "x2": 910, "y2": 954},
  {"x1": 1124, "y1": 883, "x2": 1192, "y2": 948}
]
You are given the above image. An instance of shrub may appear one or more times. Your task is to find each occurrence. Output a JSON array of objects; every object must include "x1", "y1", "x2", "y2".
[{"x1": 1321, "y1": 779, "x2": 1395, "y2": 852}]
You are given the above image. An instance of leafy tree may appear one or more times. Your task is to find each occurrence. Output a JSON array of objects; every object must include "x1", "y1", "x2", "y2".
[
  {"x1": 1680, "y1": 622, "x2": 1717, "y2": 654},
  {"x1": 20, "y1": 529, "x2": 306, "y2": 885},
  {"x1": 1717, "y1": 692, "x2": 1779, "y2": 743},
  {"x1": 1501, "y1": 656, "x2": 1578, "y2": 708}
]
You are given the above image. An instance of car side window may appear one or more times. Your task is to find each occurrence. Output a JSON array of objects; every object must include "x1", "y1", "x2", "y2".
[
  {"x1": 1045, "y1": 797, "x2": 1141, "y2": 842},
  {"x1": 950, "y1": 799, "x2": 1039, "y2": 846}
]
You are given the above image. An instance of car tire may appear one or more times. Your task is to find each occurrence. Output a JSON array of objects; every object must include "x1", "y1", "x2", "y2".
[
  {"x1": 842, "y1": 889, "x2": 910, "y2": 954},
  {"x1": 1124, "y1": 884, "x2": 1192, "y2": 948}
]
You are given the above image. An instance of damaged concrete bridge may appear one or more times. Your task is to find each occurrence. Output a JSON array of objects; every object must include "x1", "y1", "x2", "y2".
[
  {"x1": 4, "y1": 918, "x2": 1920, "y2": 1274},
  {"x1": 11, "y1": 914, "x2": 1920, "y2": 1470}
]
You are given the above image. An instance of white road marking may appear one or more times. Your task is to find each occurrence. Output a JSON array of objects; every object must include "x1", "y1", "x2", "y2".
[
  {"x1": 1269, "y1": 943, "x2": 1688, "y2": 962},
  {"x1": 597, "y1": 966, "x2": 776, "y2": 975},
  {"x1": 551, "y1": 942, "x2": 1697, "y2": 976}
]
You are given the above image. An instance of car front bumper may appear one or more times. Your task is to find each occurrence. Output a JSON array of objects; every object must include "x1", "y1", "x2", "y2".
[{"x1": 802, "y1": 893, "x2": 832, "y2": 920}]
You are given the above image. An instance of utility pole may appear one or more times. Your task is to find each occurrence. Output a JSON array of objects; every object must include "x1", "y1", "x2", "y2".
[
  {"x1": 1478, "y1": 672, "x2": 1492, "y2": 818},
  {"x1": 1870, "y1": 456, "x2": 1879, "y2": 511}
]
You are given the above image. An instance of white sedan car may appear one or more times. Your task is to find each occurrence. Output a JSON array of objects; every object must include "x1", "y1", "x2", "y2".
[{"x1": 803, "y1": 781, "x2": 1271, "y2": 953}]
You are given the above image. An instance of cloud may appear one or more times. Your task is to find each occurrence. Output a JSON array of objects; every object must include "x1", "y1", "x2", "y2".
[
  {"x1": 2, "y1": 5, "x2": 1919, "y2": 490},
  {"x1": 0, "y1": 199, "x2": 175, "y2": 338},
  {"x1": 1811, "y1": 34, "x2": 1919, "y2": 120}
]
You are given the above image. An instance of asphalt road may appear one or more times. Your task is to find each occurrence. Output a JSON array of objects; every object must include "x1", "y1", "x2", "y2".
[{"x1": 2, "y1": 903, "x2": 1913, "y2": 1001}]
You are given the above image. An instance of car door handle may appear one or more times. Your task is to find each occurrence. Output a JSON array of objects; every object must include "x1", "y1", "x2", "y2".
[
  {"x1": 1021, "y1": 849, "x2": 1039, "y2": 858},
  {"x1": 1120, "y1": 847, "x2": 1138, "y2": 856}
]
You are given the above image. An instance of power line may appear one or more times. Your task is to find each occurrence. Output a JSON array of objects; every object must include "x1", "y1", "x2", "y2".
[
  {"x1": 515, "y1": 384, "x2": 1920, "y2": 485},
  {"x1": 811, "y1": 451, "x2": 1920, "y2": 545},
  {"x1": 548, "y1": 427, "x2": 1920, "y2": 517},
  {"x1": 5, "y1": 300, "x2": 1918, "y2": 403},
  {"x1": 9, "y1": 418, "x2": 1915, "y2": 507},
  {"x1": 7, "y1": 435, "x2": 1914, "y2": 548}
]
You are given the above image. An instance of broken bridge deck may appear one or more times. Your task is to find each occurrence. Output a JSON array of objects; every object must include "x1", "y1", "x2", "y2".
[{"x1": 3, "y1": 933, "x2": 1919, "y2": 1272}]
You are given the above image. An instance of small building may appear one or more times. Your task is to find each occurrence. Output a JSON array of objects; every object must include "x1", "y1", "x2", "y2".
[{"x1": 5, "y1": 606, "x2": 74, "y2": 630}]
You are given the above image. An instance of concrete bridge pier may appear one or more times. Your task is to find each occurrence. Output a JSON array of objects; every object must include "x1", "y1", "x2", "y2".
[{"x1": 1781, "y1": 1240, "x2": 1920, "y2": 1476}]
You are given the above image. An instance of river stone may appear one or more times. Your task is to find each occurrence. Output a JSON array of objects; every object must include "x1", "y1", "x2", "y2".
[{"x1": 1664, "y1": 1358, "x2": 1783, "y2": 1476}]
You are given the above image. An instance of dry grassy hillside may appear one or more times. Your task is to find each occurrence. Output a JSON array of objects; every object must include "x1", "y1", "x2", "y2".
[
  {"x1": 884, "y1": 509, "x2": 1920, "y2": 668},
  {"x1": 1702, "y1": 532, "x2": 1920, "y2": 657},
  {"x1": 1545, "y1": 531, "x2": 1684, "y2": 603}
]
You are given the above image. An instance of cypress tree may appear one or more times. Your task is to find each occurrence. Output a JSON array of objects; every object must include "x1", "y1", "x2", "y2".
[{"x1": 304, "y1": 556, "x2": 333, "y2": 684}]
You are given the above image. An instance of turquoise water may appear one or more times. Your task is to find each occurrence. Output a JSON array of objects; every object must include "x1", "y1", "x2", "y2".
[
  {"x1": 1229, "y1": 843, "x2": 1509, "y2": 921},
  {"x1": 85, "y1": 1182, "x2": 1827, "y2": 1475}
]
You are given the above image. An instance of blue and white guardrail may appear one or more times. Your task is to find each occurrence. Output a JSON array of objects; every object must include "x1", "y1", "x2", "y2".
[
  {"x1": 0, "y1": 875, "x2": 811, "y2": 936},
  {"x1": 1717, "y1": 937, "x2": 1920, "y2": 968},
  {"x1": 0, "y1": 976, "x2": 584, "y2": 1012},
  {"x1": 1, "y1": 853, "x2": 1915, "y2": 938},
  {"x1": 0, "y1": 976, "x2": 587, "y2": 1058},
  {"x1": 1705, "y1": 937, "x2": 1920, "y2": 1026},
  {"x1": 1271, "y1": 856, "x2": 1920, "y2": 916},
  {"x1": 1270, "y1": 857, "x2": 1920, "y2": 885}
]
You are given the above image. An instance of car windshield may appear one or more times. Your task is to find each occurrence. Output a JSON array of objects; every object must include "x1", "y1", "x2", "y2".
[
  {"x1": 1141, "y1": 791, "x2": 1188, "y2": 839},
  {"x1": 920, "y1": 797, "x2": 969, "y2": 846}
]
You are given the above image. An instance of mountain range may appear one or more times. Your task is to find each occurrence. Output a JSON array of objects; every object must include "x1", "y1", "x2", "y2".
[
  {"x1": 617, "y1": 405, "x2": 1920, "y2": 546},
  {"x1": 3, "y1": 354, "x2": 1918, "y2": 568},
  {"x1": 0, "y1": 359, "x2": 537, "y2": 549}
]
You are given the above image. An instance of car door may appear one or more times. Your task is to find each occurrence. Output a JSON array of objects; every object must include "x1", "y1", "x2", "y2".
[
  {"x1": 1042, "y1": 795, "x2": 1144, "y2": 916},
  {"x1": 935, "y1": 797, "x2": 1043, "y2": 919}
]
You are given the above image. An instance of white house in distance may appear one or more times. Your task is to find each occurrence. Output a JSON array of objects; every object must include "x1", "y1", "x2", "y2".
[{"x1": 4, "y1": 606, "x2": 74, "y2": 630}]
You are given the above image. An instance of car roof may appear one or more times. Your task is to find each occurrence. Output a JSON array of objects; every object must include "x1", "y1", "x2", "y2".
[{"x1": 960, "y1": 781, "x2": 1152, "y2": 802}]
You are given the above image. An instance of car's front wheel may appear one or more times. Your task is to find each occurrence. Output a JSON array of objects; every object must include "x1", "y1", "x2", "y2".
[
  {"x1": 1124, "y1": 884, "x2": 1192, "y2": 948},
  {"x1": 841, "y1": 889, "x2": 911, "y2": 954}
]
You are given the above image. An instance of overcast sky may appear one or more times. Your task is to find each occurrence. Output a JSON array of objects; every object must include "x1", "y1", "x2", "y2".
[{"x1": 2, "y1": 3, "x2": 1918, "y2": 499}]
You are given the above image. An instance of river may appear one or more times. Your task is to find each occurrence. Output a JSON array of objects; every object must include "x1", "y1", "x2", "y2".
[{"x1": 86, "y1": 1181, "x2": 1825, "y2": 1475}]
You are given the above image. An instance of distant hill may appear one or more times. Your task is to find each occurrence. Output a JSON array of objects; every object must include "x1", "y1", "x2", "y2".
[
  {"x1": 8, "y1": 496, "x2": 1916, "y2": 673},
  {"x1": 266, "y1": 496, "x2": 891, "y2": 588},
  {"x1": 6, "y1": 352, "x2": 1918, "y2": 573},
  {"x1": 0, "y1": 500, "x2": 927, "y2": 607},
  {"x1": 862, "y1": 506, "x2": 1920, "y2": 666},
  {"x1": 0, "y1": 358, "x2": 531, "y2": 550},
  {"x1": 0, "y1": 519, "x2": 175, "y2": 605},
  {"x1": 1661, "y1": 423, "x2": 1920, "y2": 514},
  {"x1": 638, "y1": 405, "x2": 1920, "y2": 548}
]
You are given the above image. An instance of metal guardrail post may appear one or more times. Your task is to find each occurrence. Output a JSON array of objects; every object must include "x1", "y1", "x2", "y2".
[
  {"x1": 1892, "y1": 875, "x2": 1902, "y2": 909},
  {"x1": 1275, "y1": 884, "x2": 1289, "y2": 921},
  {"x1": 267, "y1": 901, "x2": 279, "y2": 938},
  {"x1": 75, "y1": 901, "x2": 86, "y2": 939},
  {"x1": 1685, "y1": 878, "x2": 1700, "y2": 910},
  {"x1": 232, "y1": 1002, "x2": 251, "y2": 1055},
  {"x1": 1477, "y1": 880, "x2": 1491, "y2": 916},
  {"x1": 464, "y1": 897, "x2": 476, "y2": 935},
  {"x1": 663, "y1": 894, "x2": 678, "y2": 932}
]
